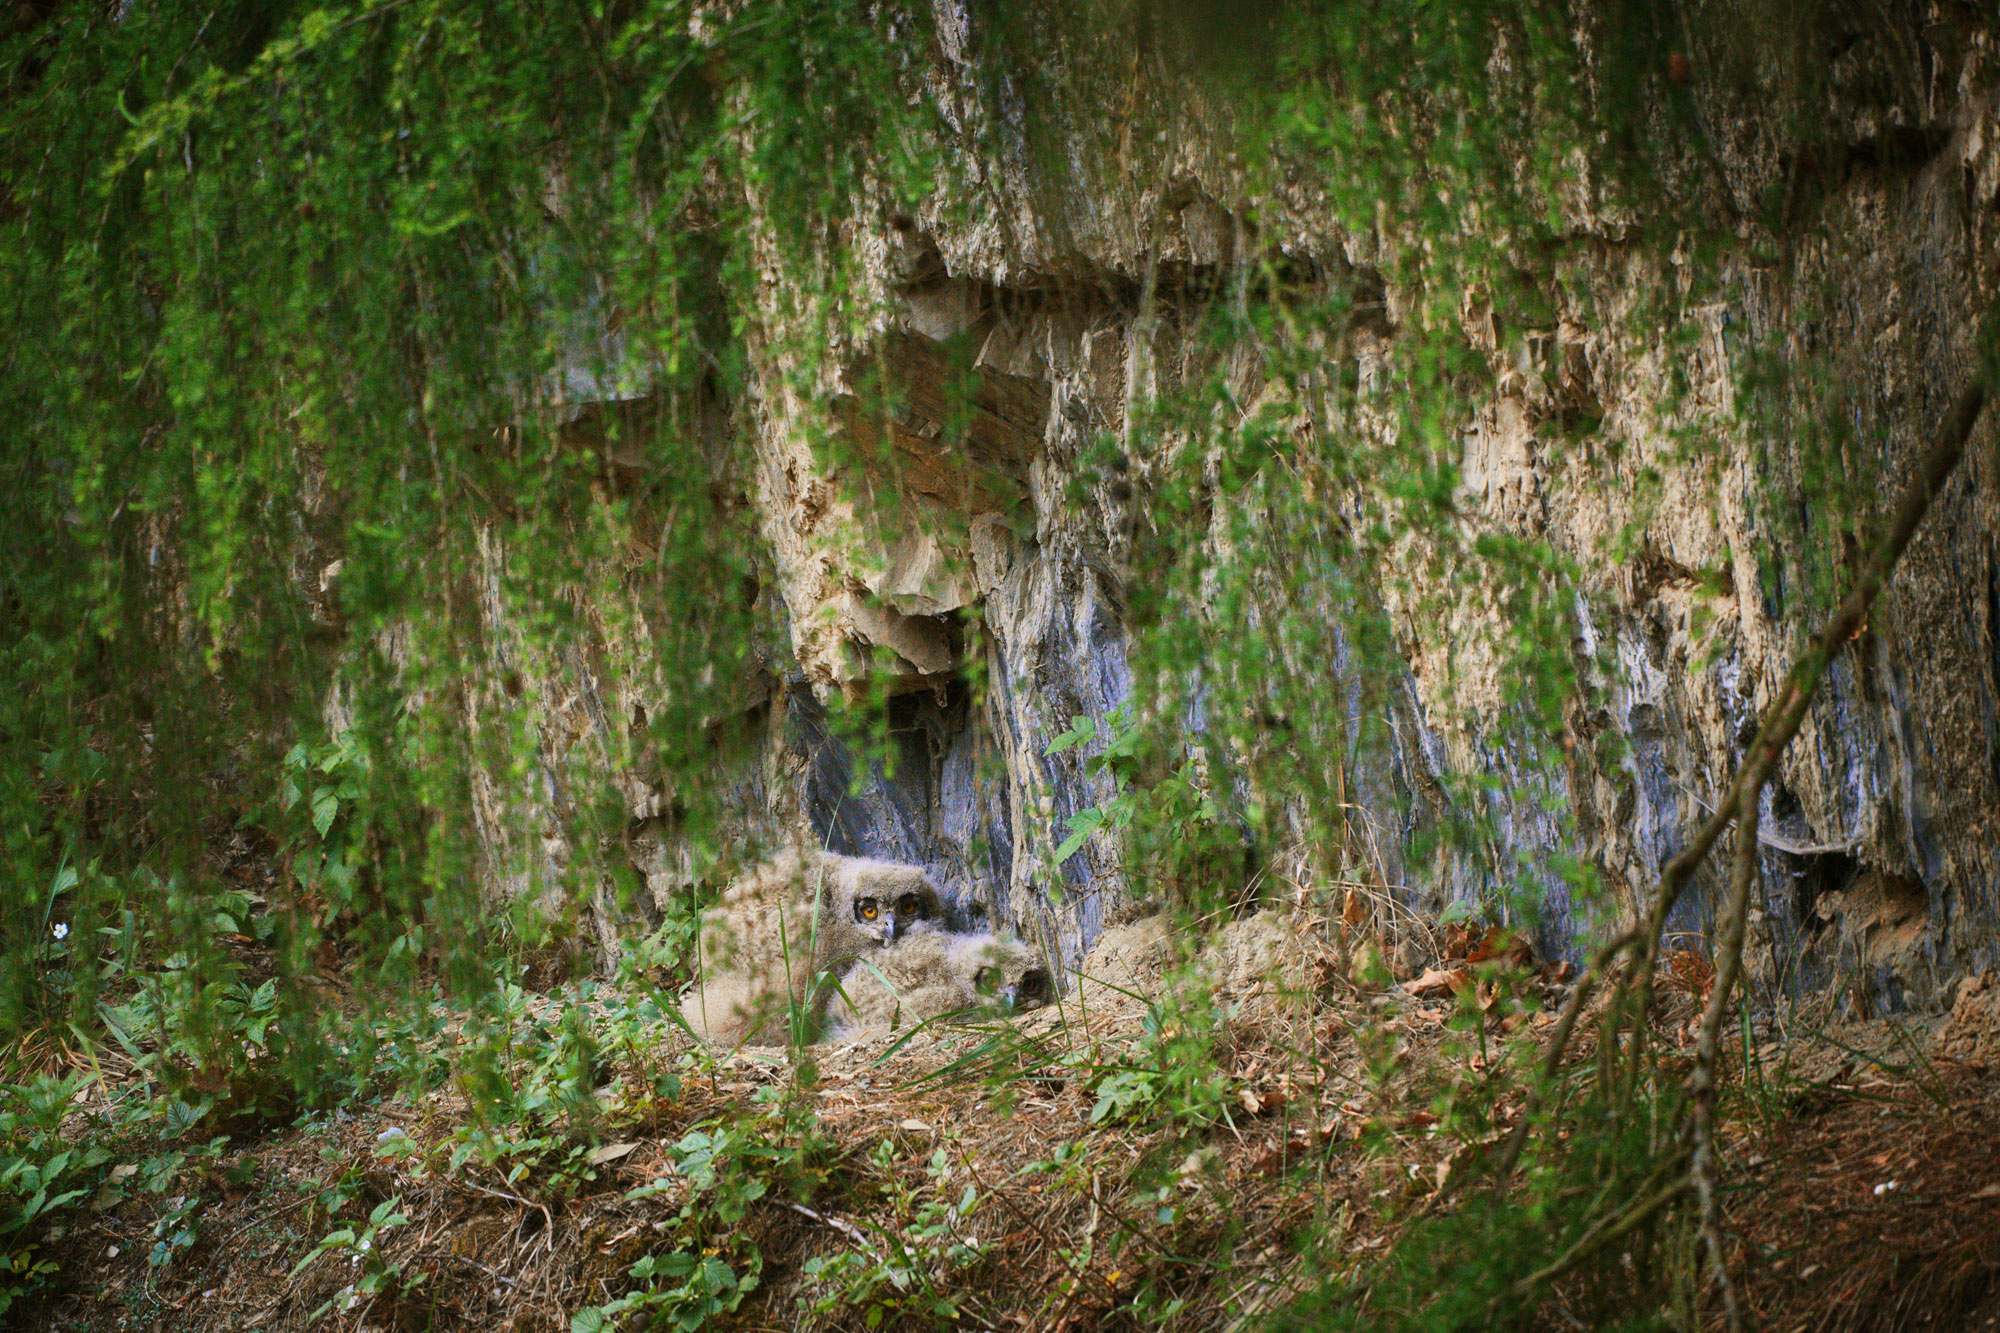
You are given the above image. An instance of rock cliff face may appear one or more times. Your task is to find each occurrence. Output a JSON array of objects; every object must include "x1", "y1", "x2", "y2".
[{"x1": 471, "y1": 5, "x2": 2000, "y2": 1007}]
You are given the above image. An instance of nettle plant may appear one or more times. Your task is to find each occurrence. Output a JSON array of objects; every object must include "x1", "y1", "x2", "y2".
[
  {"x1": 291, "y1": 1194, "x2": 420, "y2": 1322},
  {"x1": 1046, "y1": 703, "x2": 1249, "y2": 915}
]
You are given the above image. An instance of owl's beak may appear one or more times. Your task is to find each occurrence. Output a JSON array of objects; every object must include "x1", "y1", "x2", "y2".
[{"x1": 884, "y1": 918, "x2": 901, "y2": 943}]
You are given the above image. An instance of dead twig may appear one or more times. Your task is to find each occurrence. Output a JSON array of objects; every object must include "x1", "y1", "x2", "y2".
[
  {"x1": 436, "y1": 1250, "x2": 528, "y2": 1290},
  {"x1": 461, "y1": 1177, "x2": 557, "y2": 1241},
  {"x1": 783, "y1": 1199, "x2": 875, "y2": 1252}
]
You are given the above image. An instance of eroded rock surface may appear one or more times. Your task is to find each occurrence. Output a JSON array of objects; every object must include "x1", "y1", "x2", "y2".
[
  {"x1": 454, "y1": 5, "x2": 2000, "y2": 1010},
  {"x1": 1935, "y1": 971, "x2": 2000, "y2": 1068}
]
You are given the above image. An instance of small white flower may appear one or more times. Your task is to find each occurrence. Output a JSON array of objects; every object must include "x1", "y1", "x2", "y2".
[{"x1": 52, "y1": 923, "x2": 68, "y2": 940}]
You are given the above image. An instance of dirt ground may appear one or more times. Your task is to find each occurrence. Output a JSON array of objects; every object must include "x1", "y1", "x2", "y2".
[
  {"x1": 15, "y1": 917, "x2": 2000, "y2": 1333},
  {"x1": 1726, "y1": 1047, "x2": 2000, "y2": 1332}
]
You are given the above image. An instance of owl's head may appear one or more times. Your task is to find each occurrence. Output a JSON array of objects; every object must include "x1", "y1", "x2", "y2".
[
  {"x1": 821, "y1": 855, "x2": 948, "y2": 948},
  {"x1": 972, "y1": 960, "x2": 1056, "y2": 1013},
  {"x1": 849, "y1": 883, "x2": 944, "y2": 943},
  {"x1": 891, "y1": 888, "x2": 941, "y2": 940},
  {"x1": 959, "y1": 935, "x2": 1057, "y2": 1014}
]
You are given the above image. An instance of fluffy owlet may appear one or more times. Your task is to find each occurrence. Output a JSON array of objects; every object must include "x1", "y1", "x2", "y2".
[
  {"x1": 825, "y1": 928, "x2": 1055, "y2": 1042},
  {"x1": 947, "y1": 932, "x2": 1056, "y2": 1013}
]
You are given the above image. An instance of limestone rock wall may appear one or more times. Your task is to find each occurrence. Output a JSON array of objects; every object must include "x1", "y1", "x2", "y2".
[{"x1": 471, "y1": 4, "x2": 2000, "y2": 1006}]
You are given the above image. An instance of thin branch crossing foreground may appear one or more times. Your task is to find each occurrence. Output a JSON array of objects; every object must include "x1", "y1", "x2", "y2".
[{"x1": 1486, "y1": 371, "x2": 1990, "y2": 1327}]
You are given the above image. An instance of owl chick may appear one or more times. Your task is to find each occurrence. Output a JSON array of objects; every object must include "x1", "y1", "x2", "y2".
[
  {"x1": 948, "y1": 932, "x2": 1058, "y2": 1014},
  {"x1": 679, "y1": 847, "x2": 947, "y2": 1047},
  {"x1": 826, "y1": 929, "x2": 1055, "y2": 1041}
]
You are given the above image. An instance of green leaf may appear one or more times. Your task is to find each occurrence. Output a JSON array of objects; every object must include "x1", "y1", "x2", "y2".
[
  {"x1": 1045, "y1": 714, "x2": 1095, "y2": 753},
  {"x1": 1051, "y1": 807, "x2": 1102, "y2": 863},
  {"x1": 291, "y1": 1226, "x2": 358, "y2": 1276},
  {"x1": 311, "y1": 789, "x2": 340, "y2": 837},
  {"x1": 298, "y1": 8, "x2": 339, "y2": 47}
]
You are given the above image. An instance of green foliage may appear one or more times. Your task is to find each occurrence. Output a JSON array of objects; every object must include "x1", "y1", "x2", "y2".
[
  {"x1": 147, "y1": 1190, "x2": 204, "y2": 1272},
  {"x1": 0, "y1": 1, "x2": 1950, "y2": 1326},
  {"x1": 991, "y1": 1, "x2": 1782, "y2": 942},
  {"x1": 803, "y1": 1142, "x2": 992, "y2": 1329},
  {"x1": 0, "y1": 1073, "x2": 111, "y2": 1315},
  {"x1": 1048, "y1": 702, "x2": 1250, "y2": 915},
  {"x1": 1076, "y1": 991, "x2": 1233, "y2": 1133},
  {"x1": 1272, "y1": 1085, "x2": 1694, "y2": 1332},
  {"x1": 445, "y1": 977, "x2": 612, "y2": 1134},
  {"x1": 1046, "y1": 703, "x2": 1149, "y2": 866},
  {"x1": 276, "y1": 738, "x2": 370, "y2": 920},
  {"x1": 84, "y1": 867, "x2": 368, "y2": 1129},
  {"x1": 578, "y1": 1098, "x2": 834, "y2": 1332},
  {"x1": 0, "y1": 0, "x2": 1760, "y2": 1064},
  {"x1": 0, "y1": 0, "x2": 941, "y2": 1066},
  {"x1": 293, "y1": 1194, "x2": 421, "y2": 1322},
  {"x1": 0, "y1": 1063, "x2": 244, "y2": 1314}
]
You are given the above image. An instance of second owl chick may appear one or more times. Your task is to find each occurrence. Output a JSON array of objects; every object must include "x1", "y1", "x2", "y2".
[
  {"x1": 827, "y1": 930, "x2": 1055, "y2": 1041},
  {"x1": 950, "y1": 932, "x2": 1058, "y2": 1013}
]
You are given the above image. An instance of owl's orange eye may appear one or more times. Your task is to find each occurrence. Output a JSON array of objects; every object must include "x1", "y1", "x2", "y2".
[{"x1": 857, "y1": 899, "x2": 879, "y2": 920}]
